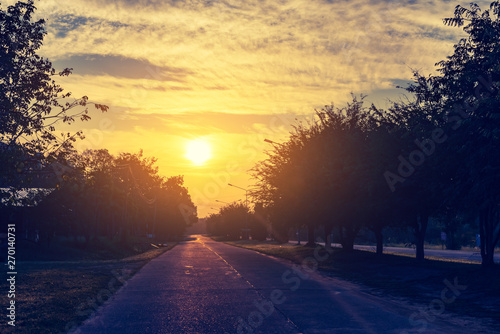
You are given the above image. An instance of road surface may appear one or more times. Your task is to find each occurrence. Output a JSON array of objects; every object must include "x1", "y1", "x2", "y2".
[{"x1": 74, "y1": 236, "x2": 492, "y2": 333}]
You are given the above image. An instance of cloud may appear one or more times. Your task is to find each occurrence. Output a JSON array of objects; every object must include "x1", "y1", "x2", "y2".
[
  {"x1": 19, "y1": 0, "x2": 494, "y2": 136},
  {"x1": 34, "y1": 0, "x2": 488, "y2": 119},
  {"x1": 53, "y1": 54, "x2": 192, "y2": 80},
  {"x1": 78, "y1": 110, "x2": 302, "y2": 136},
  {"x1": 50, "y1": 15, "x2": 92, "y2": 38}
]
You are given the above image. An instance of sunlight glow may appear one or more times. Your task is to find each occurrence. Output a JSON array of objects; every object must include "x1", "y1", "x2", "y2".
[{"x1": 185, "y1": 139, "x2": 212, "y2": 166}]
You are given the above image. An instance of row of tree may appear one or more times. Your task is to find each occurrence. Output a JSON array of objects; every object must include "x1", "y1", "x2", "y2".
[
  {"x1": 206, "y1": 202, "x2": 267, "y2": 241},
  {"x1": 29, "y1": 149, "x2": 197, "y2": 245},
  {"x1": 248, "y1": 2, "x2": 500, "y2": 267}
]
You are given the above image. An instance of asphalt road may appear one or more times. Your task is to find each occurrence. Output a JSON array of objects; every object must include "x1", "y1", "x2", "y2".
[{"x1": 74, "y1": 236, "x2": 489, "y2": 334}]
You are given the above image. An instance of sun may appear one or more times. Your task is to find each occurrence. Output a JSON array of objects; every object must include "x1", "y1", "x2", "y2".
[{"x1": 185, "y1": 139, "x2": 212, "y2": 166}]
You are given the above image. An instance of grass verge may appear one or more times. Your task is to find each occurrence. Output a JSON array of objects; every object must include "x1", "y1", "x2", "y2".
[
  {"x1": 2, "y1": 241, "x2": 176, "y2": 334},
  {"x1": 226, "y1": 239, "x2": 500, "y2": 328}
]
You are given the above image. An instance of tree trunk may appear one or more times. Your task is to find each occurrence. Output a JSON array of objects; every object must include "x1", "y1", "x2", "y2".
[
  {"x1": 415, "y1": 233, "x2": 425, "y2": 261},
  {"x1": 479, "y1": 208, "x2": 498, "y2": 268},
  {"x1": 338, "y1": 225, "x2": 343, "y2": 246},
  {"x1": 446, "y1": 228, "x2": 457, "y2": 250},
  {"x1": 305, "y1": 223, "x2": 316, "y2": 247},
  {"x1": 414, "y1": 213, "x2": 428, "y2": 261},
  {"x1": 324, "y1": 224, "x2": 333, "y2": 249},
  {"x1": 272, "y1": 220, "x2": 289, "y2": 244},
  {"x1": 341, "y1": 225, "x2": 358, "y2": 252},
  {"x1": 373, "y1": 226, "x2": 383, "y2": 255},
  {"x1": 341, "y1": 236, "x2": 354, "y2": 251}
]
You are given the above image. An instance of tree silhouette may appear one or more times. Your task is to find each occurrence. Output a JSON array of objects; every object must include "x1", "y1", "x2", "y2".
[
  {"x1": 405, "y1": 1, "x2": 500, "y2": 266},
  {"x1": 33, "y1": 150, "x2": 197, "y2": 245},
  {"x1": 206, "y1": 202, "x2": 250, "y2": 240},
  {"x1": 251, "y1": 96, "x2": 388, "y2": 250},
  {"x1": 0, "y1": 1, "x2": 108, "y2": 190}
]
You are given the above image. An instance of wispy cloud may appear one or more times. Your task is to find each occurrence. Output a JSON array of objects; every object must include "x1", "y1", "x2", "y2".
[
  {"x1": 53, "y1": 54, "x2": 192, "y2": 80},
  {"x1": 29, "y1": 0, "x2": 481, "y2": 114}
]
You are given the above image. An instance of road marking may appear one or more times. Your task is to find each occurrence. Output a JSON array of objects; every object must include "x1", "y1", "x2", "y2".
[{"x1": 197, "y1": 238, "x2": 303, "y2": 333}]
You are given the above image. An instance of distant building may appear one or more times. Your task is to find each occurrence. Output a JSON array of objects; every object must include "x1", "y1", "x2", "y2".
[{"x1": 0, "y1": 157, "x2": 64, "y2": 244}]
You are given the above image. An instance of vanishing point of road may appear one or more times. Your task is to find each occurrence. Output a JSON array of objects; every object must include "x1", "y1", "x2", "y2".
[{"x1": 74, "y1": 236, "x2": 491, "y2": 334}]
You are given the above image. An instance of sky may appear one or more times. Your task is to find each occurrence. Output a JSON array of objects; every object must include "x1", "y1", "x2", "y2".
[{"x1": 3, "y1": 0, "x2": 489, "y2": 217}]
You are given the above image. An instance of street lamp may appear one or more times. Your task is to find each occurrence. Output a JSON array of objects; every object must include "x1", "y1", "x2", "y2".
[
  {"x1": 216, "y1": 199, "x2": 229, "y2": 204},
  {"x1": 228, "y1": 183, "x2": 249, "y2": 239}
]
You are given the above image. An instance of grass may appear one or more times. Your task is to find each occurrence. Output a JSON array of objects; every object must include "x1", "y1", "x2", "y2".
[
  {"x1": 2, "y1": 237, "x2": 176, "y2": 334},
  {"x1": 225, "y1": 239, "x2": 500, "y2": 329},
  {"x1": 15, "y1": 235, "x2": 160, "y2": 261}
]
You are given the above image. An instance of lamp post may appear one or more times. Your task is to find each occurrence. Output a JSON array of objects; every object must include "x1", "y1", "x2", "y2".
[{"x1": 228, "y1": 183, "x2": 249, "y2": 240}]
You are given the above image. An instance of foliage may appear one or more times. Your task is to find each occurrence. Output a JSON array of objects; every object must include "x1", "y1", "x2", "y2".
[
  {"x1": 0, "y1": 1, "x2": 108, "y2": 189},
  {"x1": 251, "y1": 96, "x2": 394, "y2": 249},
  {"x1": 207, "y1": 202, "x2": 252, "y2": 240},
  {"x1": 249, "y1": 2, "x2": 500, "y2": 267},
  {"x1": 29, "y1": 149, "x2": 197, "y2": 244},
  {"x1": 404, "y1": 1, "x2": 500, "y2": 266}
]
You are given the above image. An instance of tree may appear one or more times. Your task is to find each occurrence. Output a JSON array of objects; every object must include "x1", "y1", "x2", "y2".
[
  {"x1": 114, "y1": 151, "x2": 162, "y2": 240},
  {"x1": 405, "y1": 1, "x2": 500, "y2": 266},
  {"x1": 206, "y1": 212, "x2": 222, "y2": 236},
  {"x1": 250, "y1": 203, "x2": 268, "y2": 241},
  {"x1": 362, "y1": 123, "x2": 401, "y2": 255},
  {"x1": 35, "y1": 149, "x2": 198, "y2": 244},
  {"x1": 251, "y1": 96, "x2": 387, "y2": 250},
  {"x1": 380, "y1": 99, "x2": 448, "y2": 261},
  {"x1": 74, "y1": 149, "x2": 117, "y2": 241},
  {"x1": 312, "y1": 97, "x2": 383, "y2": 251},
  {"x1": 157, "y1": 175, "x2": 197, "y2": 240},
  {"x1": 0, "y1": 1, "x2": 108, "y2": 189},
  {"x1": 207, "y1": 202, "x2": 249, "y2": 240}
]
